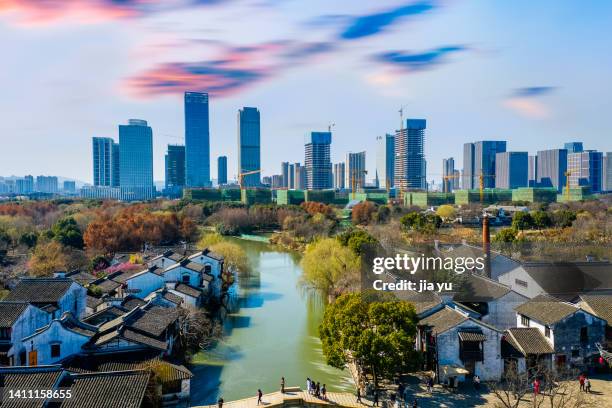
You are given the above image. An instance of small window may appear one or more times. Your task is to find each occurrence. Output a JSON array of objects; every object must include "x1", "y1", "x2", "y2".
[
  {"x1": 182, "y1": 274, "x2": 190, "y2": 284},
  {"x1": 580, "y1": 327, "x2": 588, "y2": 343},
  {"x1": 521, "y1": 315, "x2": 530, "y2": 327},
  {"x1": 515, "y1": 279, "x2": 528, "y2": 288},
  {"x1": 545, "y1": 326, "x2": 550, "y2": 338},
  {"x1": 51, "y1": 344, "x2": 61, "y2": 358}
]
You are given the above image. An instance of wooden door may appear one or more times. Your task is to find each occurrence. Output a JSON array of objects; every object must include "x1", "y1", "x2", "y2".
[{"x1": 28, "y1": 350, "x2": 38, "y2": 366}]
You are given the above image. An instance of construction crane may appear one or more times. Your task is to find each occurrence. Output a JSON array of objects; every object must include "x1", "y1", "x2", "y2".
[
  {"x1": 351, "y1": 169, "x2": 368, "y2": 200},
  {"x1": 564, "y1": 170, "x2": 571, "y2": 201},
  {"x1": 238, "y1": 169, "x2": 261, "y2": 190},
  {"x1": 328, "y1": 123, "x2": 335, "y2": 132},
  {"x1": 442, "y1": 173, "x2": 460, "y2": 193},
  {"x1": 478, "y1": 173, "x2": 496, "y2": 203}
]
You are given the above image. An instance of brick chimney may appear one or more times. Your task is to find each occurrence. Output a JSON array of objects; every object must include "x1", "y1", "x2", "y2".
[{"x1": 482, "y1": 215, "x2": 491, "y2": 278}]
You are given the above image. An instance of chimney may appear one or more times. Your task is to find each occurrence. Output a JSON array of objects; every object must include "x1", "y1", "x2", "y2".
[{"x1": 482, "y1": 215, "x2": 491, "y2": 278}]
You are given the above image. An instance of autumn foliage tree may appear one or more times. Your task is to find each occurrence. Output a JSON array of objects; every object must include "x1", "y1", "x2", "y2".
[
  {"x1": 300, "y1": 202, "x2": 335, "y2": 218},
  {"x1": 352, "y1": 201, "x2": 376, "y2": 225}
]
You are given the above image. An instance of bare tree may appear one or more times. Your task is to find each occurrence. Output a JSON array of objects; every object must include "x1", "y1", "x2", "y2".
[
  {"x1": 177, "y1": 306, "x2": 222, "y2": 354},
  {"x1": 487, "y1": 360, "x2": 535, "y2": 408}
]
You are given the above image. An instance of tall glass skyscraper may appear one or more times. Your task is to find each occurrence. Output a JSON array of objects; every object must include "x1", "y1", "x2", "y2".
[
  {"x1": 281, "y1": 162, "x2": 289, "y2": 188},
  {"x1": 495, "y1": 151, "x2": 528, "y2": 189},
  {"x1": 568, "y1": 150, "x2": 602, "y2": 192},
  {"x1": 376, "y1": 134, "x2": 395, "y2": 190},
  {"x1": 305, "y1": 132, "x2": 332, "y2": 190},
  {"x1": 462, "y1": 140, "x2": 507, "y2": 189},
  {"x1": 92, "y1": 137, "x2": 116, "y2": 186},
  {"x1": 165, "y1": 145, "x2": 185, "y2": 189},
  {"x1": 238, "y1": 107, "x2": 261, "y2": 187},
  {"x1": 564, "y1": 142, "x2": 584, "y2": 153},
  {"x1": 218, "y1": 156, "x2": 228, "y2": 185},
  {"x1": 119, "y1": 119, "x2": 154, "y2": 201},
  {"x1": 442, "y1": 157, "x2": 455, "y2": 192},
  {"x1": 395, "y1": 119, "x2": 426, "y2": 191},
  {"x1": 185, "y1": 92, "x2": 210, "y2": 187},
  {"x1": 345, "y1": 151, "x2": 366, "y2": 190}
]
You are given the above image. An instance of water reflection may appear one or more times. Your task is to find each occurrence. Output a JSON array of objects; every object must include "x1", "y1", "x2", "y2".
[{"x1": 189, "y1": 238, "x2": 353, "y2": 405}]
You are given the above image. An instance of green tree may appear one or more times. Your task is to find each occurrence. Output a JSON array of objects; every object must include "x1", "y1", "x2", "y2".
[
  {"x1": 0, "y1": 228, "x2": 10, "y2": 263},
  {"x1": 511, "y1": 212, "x2": 533, "y2": 231},
  {"x1": 493, "y1": 228, "x2": 518, "y2": 243},
  {"x1": 553, "y1": 209, "x2": 577, "y2": 228},
  {"x1": 19, "y1": 232, "x2": 38, "y2": 248},
  {"x1": 436, "y1": 205, "x2": 456, "y2": 220},
  {"x1": 337, "y1": 229, "x2": 378, "y2": 257},
  {"x1": 400, "y1": 212, "x2": 441, "y2": 233},
  {"x1": 89, "y1": 255, "x2": 110, "y2": 273},
  {"x1": 532, "y1": 210, "x2": 552, "y2": 229},
  {"x1": 319, "y1": 292, "x2": 421, "y2": 389},
  {"x1": 301, "y1": 238, "x2": 360, "y2": 297},
  {"x1": 209, "y1": 241, "x2": 249, "y2": 273},
  {"x1": 51, "y1": 217, "x2": 84, "y2": 249}
]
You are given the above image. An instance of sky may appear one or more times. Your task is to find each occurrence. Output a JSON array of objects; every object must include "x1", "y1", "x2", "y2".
[{"x1": 1, "y1": 0, "x2": 611, "y2": 185}]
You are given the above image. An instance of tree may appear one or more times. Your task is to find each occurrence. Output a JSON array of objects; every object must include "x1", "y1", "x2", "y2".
[
  {"x1": 372, "y1": 205, "x2": 391, "y2": 223},
  {"x1": 436, "y1": 205, "x2": 456, "y2": 220},
  {"x1": 28, "y1": 241, "x2": 71, "y2": 276},
  {"x1": 301, "y1": 201, "x2": 334, "y2": 218},
  {"x1": 493, "y1": 228, "x2": 518, "y2": 243},
  {"x1": 19, "y1": 232, "x2": 38, "y2": 248},
  {"x1": 177, "y1": 307, "x2": 222, "y2": 356},
  {"x1": 51, "y1": 217, "x2": 84, "y2": 249},
  {"x1": 337, "y1": 229, "x2": 378, "y2": 257},
  {"x1": 532, "y1": 210, "x2": 552, "y2": 229},
  {"x1": 89, "y1": 255, "x2": 110, "y2": 273},
  {"x1": 209, "y1": 241, "x2": 249, "y2": 273},
  {"x1": 197, "y1": 232, "x2": 223, "y2": 249},
  {"x1": 511, "y1": 212, "x2": 533, "y2": 231},
  {"x1": 400, "y1": 212, "x2": 442, "y2": 233},
  {"x1": 0, "y1": 228, "x2": 10, "y2": 263},
  {"x1": 301, "y1": 238, "x2": 360, "y2": 297},
  {"x1": 553, "y1": 209, "x2": 577, "y2": 228},
  {"x1": 319, "y1": 292, "x2": 421, "y2": 389},
  {"x1": 352, "y1": 201, "x2": 376, "y2": 225}
]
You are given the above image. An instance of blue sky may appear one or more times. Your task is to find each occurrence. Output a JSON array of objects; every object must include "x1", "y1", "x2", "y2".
[{"x1": 0, "y1": 0, "x2": 611, "y2": 184}]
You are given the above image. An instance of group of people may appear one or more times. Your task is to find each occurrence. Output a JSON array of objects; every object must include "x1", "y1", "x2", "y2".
[
  {"x1": 578, "y1": 373, "x2": 593, "y2": 393},
  {"x1": 306, "y1": 377, "x2": 327, "y2": 399}
]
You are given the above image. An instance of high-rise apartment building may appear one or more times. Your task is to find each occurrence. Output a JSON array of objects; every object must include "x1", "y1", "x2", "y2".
[
  {"x1": 536, "y1": 148, "x2": 568, "y2": 192},
  {"x1": 568, "y1": 150, "x2": 603, "y2": 192},
  {"x1": 345, "y1": 151, "x2": 366, "y2": 190},
  {"x1": 119, "y1": 119, "x2": 154, "y2": 201},
  {"x1": 334, "y1": 162, "x2": 346, "y2": 190},
  {"x1": 395, "y1": 119, "x2": 426, "y2": 191},
  {"x1": 185, "y1": 92, "x2": 210, "y2": 187},
  {"x1": 281, "y1": 162, "x2": 289, "y2": 189},
  {"x1": 218, "y1": 156, "x2": 228, "y2": 185},
  {"x1": 271, "y1": 175, "x2": 283, "y2": 189},
  {"x1": 495, "y1": 152, "x2": 528, "y2": 189},
  {"x1": 564, "y1": 142, "x2": 584, "y2": 153},
  {"x1": 293, "y1": 163, "x2": 306, "y2": 190},
  {"x1": 305, "y1": 132, "x2": 332, "y2": 190},
  {"x1": 462, "y1": 141, "x2": 507, "y2": 189},
  {"x1": 165, "y1": 145, "x2": 186, "y2": 190},
  {"x1": 112, "y1": 143, "x2": 120, "y2": 187},
  {"x1": 288, "y1": 163, "x2": 295, "y2": 189},
  {"x1": 442, "y1": 158, "x2": 456, "y2": 192},
  {"x1": 63, "y1": 181, "x2": 76, "y2": 194},
  {"x1": 36, "y1": 176, "x2": 58, "y2": 193},
  {"x1": 238, "y1": 107, "x2": 261, "y2": 187},
  {"x1": 93, "y1": 137, "x2": 114, "y2": 186},
  {"x1": 15, "y1": 176, "x2": 34, "y2": 194},
  {"x1": 376, "y1": 134, "x2": 395, "y2": 190}
]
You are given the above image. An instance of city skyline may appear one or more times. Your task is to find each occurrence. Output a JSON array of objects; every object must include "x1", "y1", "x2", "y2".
[{"x1": 1, "y1": 1, "x2": 611, "y2": 183}]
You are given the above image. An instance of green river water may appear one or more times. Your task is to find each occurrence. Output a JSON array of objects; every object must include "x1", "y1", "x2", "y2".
[{"x1": 188, "y1": 238, "x2": 354, "y2": 406}]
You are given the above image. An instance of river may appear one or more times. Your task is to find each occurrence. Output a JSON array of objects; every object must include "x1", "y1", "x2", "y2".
[{"x1": 188, "y1": 238, "x2": 354, "y2": 406}]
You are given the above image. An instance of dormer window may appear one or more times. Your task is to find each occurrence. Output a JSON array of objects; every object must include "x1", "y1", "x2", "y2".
[{"x1": 520, "y1": 315, "x2": 530, "y2": 327}]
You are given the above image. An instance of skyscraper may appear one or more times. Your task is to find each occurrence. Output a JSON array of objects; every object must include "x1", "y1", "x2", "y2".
[
  {"x1": 334, "y1": 162, "x2": 346, "y2": 190},
  {"x1": 238, "y1": 107, "x2": 261, "y2": 187},
  {"x1": 294, "y1": 164, "x2": 306, "y2": 190},
  {"x1": 281, "y1": 162, "x2": 289, "y2": 189},
  {"x1": 36, "y1": 176, "x2": 58, "y2": 193},
  {"x1": 63, "y1": 180, "x2": 76, "y2": 193},
  {"x1": 119, "y1": 119, "x2": 154, "y2": 201},
  {"x1": 564, "y1": 142, "x2": 584, "y2": 153},
  {"x1": 92, "y1": 137, "x2": 115, "y2": 186},
  {"x1": 112, "y1": 142, "x2": 120, "y2": 187},
  {"x1": 345, "y1": 151, "x2": 366, "y2": 190},
  {"x1": 15, "y1": 176, "x2": 34, "y2": 194},
  {"x1": 495, "y1": 152, "x2": 528, "y2": 189},
  {"x1": 305, "y1": 132, "x2": 332, "y2": 190},
  {"x1": 376, "y1": 134, "x2": 395, "y2": 190},
  {"x1": 395, "y1": 119, "x2": 426, "y2": 191},
  {"x1": 603, "y1": 152, "x2": 612, "y2": 192},
  {"x1": 462, "y1": 141, "x2": 507, "y2": 189},
  {"x1": 442, "y1": 158, "x2": 456, "y2": 192},
  {"x1": 218, "y1": 156, "x2": 228, "y2": 185},
  {"x1": 528, "y1": 155, "x2": 538, "y2": 187},
  {"x1": 165, "y1": 145, "x2": 186, "y2": 189},
  {"x1": 288, "y1": 163, "x2": 295, "y2": 189},
  {"x1": 536, "y1": 148, "x2": 567, "y2": 192},
  {"x1": 568, "y1": 150, "x2": 603, "y2": 192},
  {"x1": 185, "y1": 91, "x2": 210, "y2": 187}
]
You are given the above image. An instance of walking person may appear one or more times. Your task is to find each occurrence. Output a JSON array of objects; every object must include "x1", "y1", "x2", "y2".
[
  {"x1": 579, "y1": 373, "x2": 585, "y2": 392},
  {"x1": 533, "y1": 378, "x2": 541, "y2": 395},
  {"x1": 473, "y1": 375, "x2": 480, "y2": 391},
  {"x1": 316, "y1": 382, "x2": 321, "y2": 398},
  {"x1": 373, "y1": 389, "x2": 379, "y2": 407},
  {"x1": 218, "y1": 397, "x2": 224, "y2": 408},
  {"x1": 281, "y1": 377, "x2": 285, "y2": 394},
  {"x1": 306, "y1": 378, "x2": 311, "y2": 395},
  {"x1": 322, "y1": 384, "x2": 327, "y2": 400},
  {"x1": 426, "y1": 376, "x2": 433, "y2": 393},
  {"x1": 585, "y1": 377, "x2": 591, "y2": 393},
  {"x1": 257, "y1": 389, "x2": 263, "y2": 405},
  {"x1": 356, "y1": 387, "x2": 362, "y2": 404}
]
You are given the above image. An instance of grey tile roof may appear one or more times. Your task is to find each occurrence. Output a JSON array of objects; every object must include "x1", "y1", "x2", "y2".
[
  {"x1": 121, "y1": 328, "x2": 167, "y2": 350},
  {"x1": 92, "y1": 279, "x2": 121, "y2": 294},
  {"x1": 83, "y1": 306, "x2": 127, "y2": 326},
  {"x1": 65, "y1": 270, "x2": 97, "y2": 286},
  {"x1": 0, "y1": 366, "x2": 64, "y2": 408},
  {"x1": 111, "y1": 267, "x2": 148, "y2": 284},
  {"x1": 5, "y1": 278, "x2": 74, "y2": 305},
  {"x1": 161, "y1": 291, "x2": 183, "y2": 305},
  {"x1": 454, "y1": 273, "x2": 512, "y2": 302},
  {"x1": 505, "y1": 328, "x2": 554, "y2": 355},
  {"x1": 578, "y1": 295, "x2": 612, "y2": 325},
  {"x1": 174, "y1": 283, "x2": 203, "y2": 298},
  {"x1": 394, "y1": 291, "x2": 442, "y2": 315},
  {"x1": 127, "y1": 306, "x2": 178, "y2": 337},
  {"x1": 121, "y1": 297, "x2": 147, "y2": 310},
  {"x1": 0, "y1": 301, "x2": 29, "y2": 328},
  {"x1": 419, "y1": 306, "x2": 468, "y2": 335},
  {"x1": 515, "y1": 294, "x2": 578, "y2": 325},
  {"x1": 59, "y1": 370, "x2": 150, "y2": 408},
  {"x1": 458, "y1": 331, "x2": 486, "y2": 342},
  {"x1": 86, "y1": 295, "x2": 104, "y2": 309}
]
